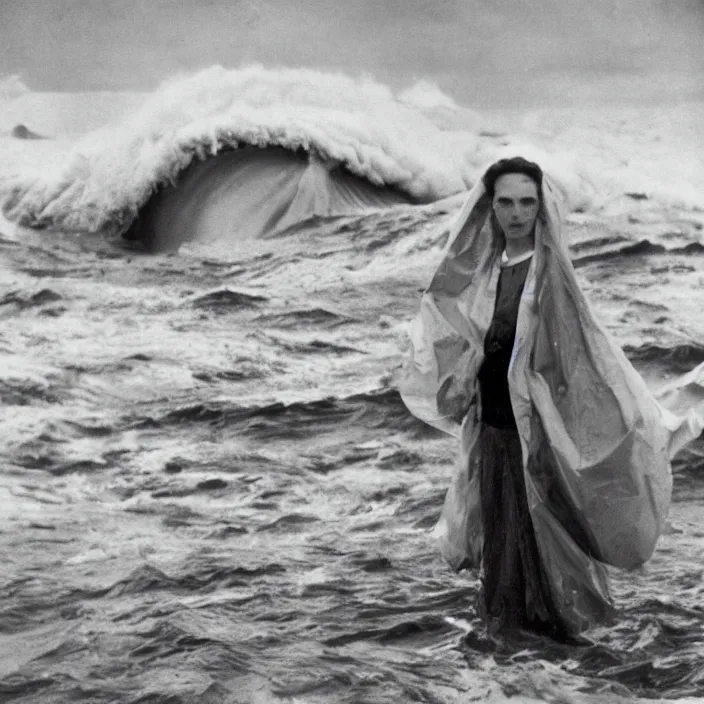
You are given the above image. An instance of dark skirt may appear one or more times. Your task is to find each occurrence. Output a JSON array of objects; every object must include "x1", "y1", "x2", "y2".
[{"x1": 478, "y1": 422, "x2": 569, "y2": 638}]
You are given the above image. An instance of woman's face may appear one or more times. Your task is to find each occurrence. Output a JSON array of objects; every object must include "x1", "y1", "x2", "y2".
[{"x1": 492, "y1": 173, "x2": 540, "y2": 243}]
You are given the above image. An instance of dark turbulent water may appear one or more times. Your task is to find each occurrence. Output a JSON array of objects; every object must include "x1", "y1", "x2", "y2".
[{"x1": 1, "y1": 202, "x2": 704, "y2": 703}]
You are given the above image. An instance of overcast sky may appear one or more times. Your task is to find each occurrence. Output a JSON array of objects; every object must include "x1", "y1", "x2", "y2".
[{"x1": 1, "y1": 0, "x2": 702, "y2": 107}]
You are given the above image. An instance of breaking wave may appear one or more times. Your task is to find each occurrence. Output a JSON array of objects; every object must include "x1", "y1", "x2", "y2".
[{"x1": 0, "y1": 66, "x2": 480, "y2": 238}]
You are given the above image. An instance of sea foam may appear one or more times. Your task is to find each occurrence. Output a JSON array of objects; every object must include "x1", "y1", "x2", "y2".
[
  {"x1": 0, "y1": 66, "x2": 479, "y2": 235},
  {"x1": 0, "y1": 66, "x2": 702, "y2": 239}
]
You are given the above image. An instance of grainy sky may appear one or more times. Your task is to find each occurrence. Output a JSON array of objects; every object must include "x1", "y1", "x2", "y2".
[{"x1": 1, "y1": 0, "x2": 702, "y2": 107}]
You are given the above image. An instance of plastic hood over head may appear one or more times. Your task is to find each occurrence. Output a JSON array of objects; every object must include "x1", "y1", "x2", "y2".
[{"x1": 400, "y1": 156, "x2": 704, "y2": 631}]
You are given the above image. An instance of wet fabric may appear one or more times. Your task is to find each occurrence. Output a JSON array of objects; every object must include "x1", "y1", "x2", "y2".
[
  {"x1": 477, "y1": 258, "x2": 615, "y2": 635},
  {"x1": 478, "y1": 256, "x2": 532, "y2": 429},
  {"x1": 477, "y1": 422, "x2": 610, "y2": 637},
  {"x1": 479, "y1": 422, "x2": 558, "y2": 631},
  {"x1": 399, "y1": 157, "x2": 704, "y2": 633}
]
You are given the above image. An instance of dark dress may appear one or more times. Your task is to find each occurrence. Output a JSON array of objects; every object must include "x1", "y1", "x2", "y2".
[{"x1": 476, "y1": 255, "x2": 568, "y2": 637}]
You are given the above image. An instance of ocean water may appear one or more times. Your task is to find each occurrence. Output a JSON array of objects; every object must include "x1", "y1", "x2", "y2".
[{"x1": 1, "y1": 72, "x2": 704, "y2": 703}]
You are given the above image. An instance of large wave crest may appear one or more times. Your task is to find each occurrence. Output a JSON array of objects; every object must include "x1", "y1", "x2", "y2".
[{"x1": 1, "y1": 66, "x2": 483, "y2": 238}]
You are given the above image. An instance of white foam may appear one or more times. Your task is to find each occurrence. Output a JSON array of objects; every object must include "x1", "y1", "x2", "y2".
[
  {"x1": 0, "y1": 67, "x2": 479, "y2": 234},
  {"x1": 0, "y1": 90, "x2": 147, "y2": 138},
  {"x1": 509, "y1": 103, "x2": 704, "y2": 213},
  {"x1": 0, "y1": 67, "x2": 702, "y2": 238}
]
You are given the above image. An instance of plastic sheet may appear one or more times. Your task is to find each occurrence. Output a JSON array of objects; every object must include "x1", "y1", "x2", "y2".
[{"x1": 400, "y1": 157, "x2": 704, "y2": 631}]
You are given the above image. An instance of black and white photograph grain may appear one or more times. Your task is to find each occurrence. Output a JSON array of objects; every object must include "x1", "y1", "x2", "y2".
[{"x1": 1, "y1": 1, "x2": 704, "y2": 702}]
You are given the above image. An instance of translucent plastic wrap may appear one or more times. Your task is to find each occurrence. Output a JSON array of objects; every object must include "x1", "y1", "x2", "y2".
[{"x1": 400, "y1": 159, "x2": 704, "y2": 631}]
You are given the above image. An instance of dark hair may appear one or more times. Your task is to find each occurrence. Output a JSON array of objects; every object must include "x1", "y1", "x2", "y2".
[{"x1": 482, "y1": 157, "x2": 543, "y2": 199}]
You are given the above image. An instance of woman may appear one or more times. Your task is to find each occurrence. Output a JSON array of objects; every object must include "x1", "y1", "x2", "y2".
[
  {"x1": 400, "y1": 155, "x2": 704, "y2": 638},
  {"x1": 472, "y1": 157, "x2": 599, "y2": 639}
]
